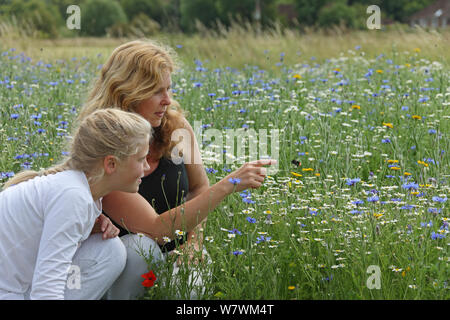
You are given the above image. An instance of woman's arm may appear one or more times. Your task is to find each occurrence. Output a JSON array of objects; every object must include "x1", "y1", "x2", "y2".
[{"x1": 102, "y1": 159, "x2": 275, "y2": 245}]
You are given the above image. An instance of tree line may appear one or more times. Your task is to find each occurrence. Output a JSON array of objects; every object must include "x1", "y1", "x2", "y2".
[{"x1": 0, "y1": 0, "x2": 436, "y2": 38}]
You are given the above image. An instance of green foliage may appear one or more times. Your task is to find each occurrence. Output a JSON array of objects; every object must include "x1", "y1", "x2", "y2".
[
  {"x1": 119, "y1": 0, "x2": 165, "y2": 25},
  {"x1": 216, "y1": 0, "x2": 278, "y2": 26},
  {"x1": 108, "y1": 13, "x2": 160, "y2": 38},
  {"x1": 0, "y1": 0, "x2": 443, "y2": 38},
  {"x1": 80, "y1": 0, "x2": 127, "y2": 36},
  {"x1": 1, "y1": 0, "x2": 63, "y2": 37},
  {"x1": 317, "y1": 1, "x2": 366, "y2": 29},
  {"x1": 294, "y1": 0, "x2": 331, "y2": 26},
  {"x1": 180, "y1": 0, "x2": 219, "y2": 33}
]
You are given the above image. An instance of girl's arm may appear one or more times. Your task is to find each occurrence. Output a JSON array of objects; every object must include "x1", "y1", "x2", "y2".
[{"x1": 31, "y1": 188, "x2": 94, "y2": 299}]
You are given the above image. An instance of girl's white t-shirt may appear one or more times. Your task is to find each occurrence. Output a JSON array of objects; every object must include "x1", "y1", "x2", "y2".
[{"x1": 0, "y1": 170, "x2": 102, "y2": 299}]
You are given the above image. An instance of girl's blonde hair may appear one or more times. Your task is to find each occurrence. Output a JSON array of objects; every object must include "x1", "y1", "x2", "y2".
[
  {"x1": 3, "y1": 109, "x2": 151, "y2": 189},
  {"x1": 77, "y1": 39, "x2": 186, "y2": 160}
]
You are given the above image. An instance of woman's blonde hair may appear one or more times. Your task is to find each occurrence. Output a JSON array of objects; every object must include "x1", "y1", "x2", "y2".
[
  {"x1": 78, "y1": 39, "x2": 186, "y2": 160},
  {"x1": 3, "y1": 109, "x2": 151, "y2": 189}
]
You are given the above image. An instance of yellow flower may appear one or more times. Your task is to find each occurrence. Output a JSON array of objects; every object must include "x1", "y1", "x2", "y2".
[
  {"x1": 404, "y1": 172, "x2": 412, "y2": 176},
  {"x1": 374, "y1": 213, "x2": 383, "y2": 219},
  {"x1": 405, "y1": 63, "x2": 411, "y2": 67},
  {"x1": 412, "y1": 115, "x2": 422, "y2": 120},
  {"x1": 387, "y1": 159, "x2": 399, "y2": 164},
  {"x1": 315, "y1": 173, "x2": 321, "y2": 177},
  {"x1": 288, "y1": 286, "x2": 296, "y2": 290},
  {"x1": 376, "y1": 69, "x2": 383, "y2": 73},
  {"x1": 417, "y1": 160, "x2": 429, "y2": 167},
  {"x1": 351, "y1": 105, "x2": 361, "y2": 110},
  {"x1": 414, "y1": 48, "x2": 421, "y2": 53},
  {"x1": 383, "y1": 122, "x2": 393, "y2": 129},
  {"x1": 390, "y1": 167, "x2": 401, "y2": 170},
  {"x1": 293, "y1": 74, "x2": 302, "y2": 79},
  {"x1": 302, "y1": 168, "x2": 314, "y2": 172},
  {"x1": 291, "y1": 171, "x2": 302, "y2": 177}
]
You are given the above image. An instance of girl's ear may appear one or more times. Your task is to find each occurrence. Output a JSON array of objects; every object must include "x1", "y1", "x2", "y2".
[{"x1": 103, "y1": 155, "x2": 117, "y2": 175}]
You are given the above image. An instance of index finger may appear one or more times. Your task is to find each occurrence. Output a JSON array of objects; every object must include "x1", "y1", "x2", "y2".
[{"x1": 248, "y1": 159, "x2": 278, "y2": 167}]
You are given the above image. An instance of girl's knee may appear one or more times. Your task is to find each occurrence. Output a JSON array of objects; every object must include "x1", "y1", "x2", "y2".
[{"x1": 100, "y1": 236, "x2": 127, "y2": 276}]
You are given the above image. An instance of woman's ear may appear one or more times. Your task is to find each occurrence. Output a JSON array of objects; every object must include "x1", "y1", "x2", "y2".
[{"x1": 103, "y1": 155, "x2": 118, "y2": 175}]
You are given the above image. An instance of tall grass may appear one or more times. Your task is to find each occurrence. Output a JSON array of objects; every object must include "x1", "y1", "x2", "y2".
[{"x1": 1, "y1": 20, "x2": 449, "y2": 71}]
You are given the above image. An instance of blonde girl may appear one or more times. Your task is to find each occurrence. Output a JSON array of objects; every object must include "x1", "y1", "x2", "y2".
[{"x1": 0, "y1": 109, "x2": 151, "y2": 299}]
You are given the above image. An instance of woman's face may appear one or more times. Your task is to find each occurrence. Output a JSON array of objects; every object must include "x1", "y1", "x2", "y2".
[{"x1": 135, "y1": 74, "x2": 172, "y2": 128}]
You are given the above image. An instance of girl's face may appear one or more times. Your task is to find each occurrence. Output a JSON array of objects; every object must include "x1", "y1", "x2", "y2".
[
  {"x1": 116, "y1": 142, "x2": 150, "y2": 193},
  {"x1": 135, "y1": 74, "x2": 172, "y2": 128}
]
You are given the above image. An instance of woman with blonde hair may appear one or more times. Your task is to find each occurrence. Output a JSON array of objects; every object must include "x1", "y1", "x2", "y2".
[
  {"x1": 78, "y1": 39, "x2": 276, "y2": 299},
  {"x1": 0, "y1": 109, "x2": 151, "y2": 299}
]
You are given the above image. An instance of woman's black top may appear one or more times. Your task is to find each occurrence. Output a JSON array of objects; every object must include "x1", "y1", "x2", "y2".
[{"x1": 104, "y1": 157, "x2": 189, "y2": 252}]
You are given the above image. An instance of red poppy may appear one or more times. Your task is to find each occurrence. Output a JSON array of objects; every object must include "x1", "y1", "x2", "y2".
[{"x1": 141, "y1": 270, "x2": 157, "y2": 288}]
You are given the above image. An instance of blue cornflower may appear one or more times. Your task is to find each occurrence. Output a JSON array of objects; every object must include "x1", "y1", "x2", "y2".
[
  {"x1": 428, "y1": 129, "x2": 436, "y2": 134},
  {"x1": 402, "y1": 182, "x2": 419, "y2": 190},
  {"x1": 420, "y1": 221, "x2": 433, "y2": 227},
  {"x1": 229, "y1": 228, "x2": 241, "y2": 235},
  {"x1": 381, "y1": 138, "x2": 391, "y2": 143},
  {"x1": 256, "y1": 236, "x2": 272, "y2": 244},
  {"x1": 246, "y1": 217, "x2": 256, "y2": 224},
  {"x1": 206, "y1": 168, "x2": 217, "y2": 174},
  {"x1": 242, "y1": 197, "x2": 255, "y2": 204},
  {"x1": 232, "y1": 250, "x2": 244, "y2": 256},
  {"x1": 228, "y1": 178, "x2": 241, "y2": 185},
  {"x1": 428, "y1": 208, "x2": 441, "y2": 214},
  {"x1": 367, "y1": 195, "x2": 379, "y2": 203},
  {"x1": 352, "y1": 200, "x2": 364, "y2": 205},
  {"x1": 10, "y1": 114, "x2": 19, "y2": 119},
  {"x1": 346, "y1": 178, "x2": 361, "y2": 186},
  {"x1": 432, "y1": 196, "x2": 447, "y2": 203},
  {"x1": 431, "y1": 232, "x2": 445, "y2": 240}
]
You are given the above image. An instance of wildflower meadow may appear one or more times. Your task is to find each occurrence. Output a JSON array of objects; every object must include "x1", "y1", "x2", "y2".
[{"x1": 0, "y1": 37, "x2": 448, "y2": 300}]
